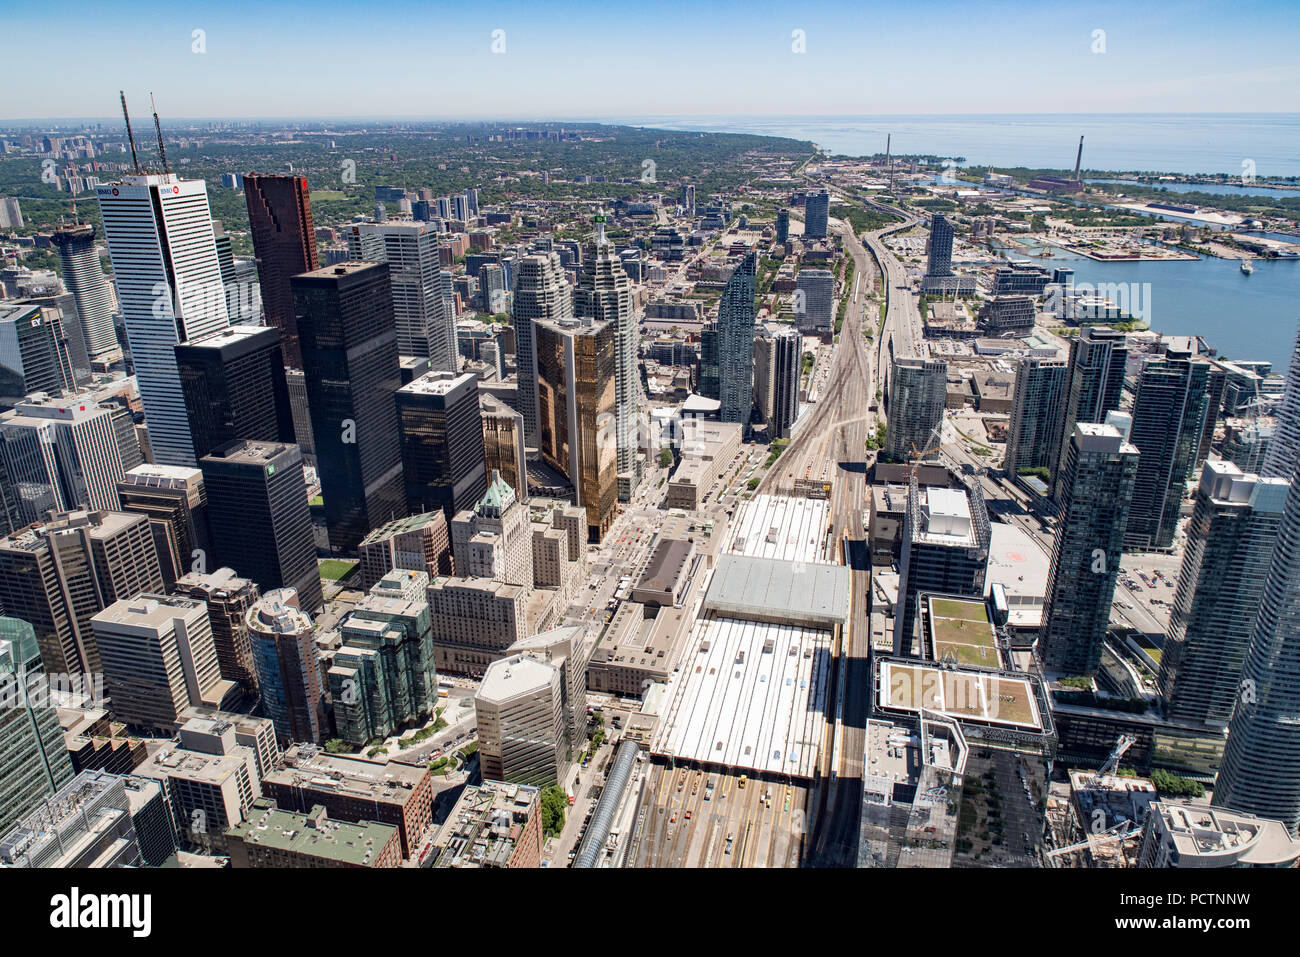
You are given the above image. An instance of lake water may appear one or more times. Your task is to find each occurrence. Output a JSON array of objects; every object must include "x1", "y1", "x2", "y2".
[
  {"x1": 1004, "y1": 247, "x2": 1300, "y2": 370},
  {"x1": 612, "y1": 113, "x2": 1300, "y2": 178},
  {"x1": 1086, "y1": 179, "x2": 1298, "y2": 198}
]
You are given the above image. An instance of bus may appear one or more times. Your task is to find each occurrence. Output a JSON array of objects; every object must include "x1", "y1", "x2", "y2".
[{"x1": 437, "y1": 680, "x2": 454, "y2": 699}]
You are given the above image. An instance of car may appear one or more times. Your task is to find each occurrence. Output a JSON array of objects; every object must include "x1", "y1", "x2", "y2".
[{"x1": 685, "y1": 810, "x2": 692, "y2": 820}]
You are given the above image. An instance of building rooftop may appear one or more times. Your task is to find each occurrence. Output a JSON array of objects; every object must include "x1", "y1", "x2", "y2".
[
  {"x1": 227, "y1": 799, "x2": 397, "y2": 866},
  {"x1": 264, "y1": 744, "x2": 428, "y2": 798},
  {"x1": 876, "y1": 659, "x2": 1044, "y2": 731},
  {"x1": 923, "y1": 595, "x2": 1001, "y2": 667},
  {"x1": 478, "y1": 653, "x2": 556, "y2": 703},
  {"x1": 120, "y1": 464, "x2": 204, "y2": 489},
  {"x1": 919, "y1": 487, "x2": 974, "y2": 541},
  {"x1": 637, "y1": 538, "x2": 695, "y2": 596},
  {"x1": 985, "y1": 522, "x2": 1051, "y2": 628},
  {"x1": 704, "y1": 553, "x2": 850, "y2": 629},
  {"x1": 725, "y1": 494, "x2": 831, "y2": 563},
  {"x1": 432, "y1": 781, "x2": 539, "y2": 868},
  {"x1": 202, "y1": 439, "x2": 298, "y2": 468},
  {"x1": 92, "y1": 594, "x2": 204, "y2": 633},
  {"x1": 399, "y1": 370, "x2": 477, "y2": 397},
  {"x1": 1147, "y1": 801, "x2": 1300, "y2": 866}
]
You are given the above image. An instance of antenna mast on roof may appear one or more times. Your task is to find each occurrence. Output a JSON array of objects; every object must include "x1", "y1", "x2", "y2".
[
  {"x1": 150, "y1": 93, "x2": 170, "y2": 175},
  {"x1": 120, "y1": 90, "x2": 141, "y2": 173}
]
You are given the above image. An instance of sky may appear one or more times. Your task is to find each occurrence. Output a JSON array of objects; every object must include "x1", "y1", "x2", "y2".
[{"x1": 3, "y1": 0, "x2": 1299, "y2": 120}]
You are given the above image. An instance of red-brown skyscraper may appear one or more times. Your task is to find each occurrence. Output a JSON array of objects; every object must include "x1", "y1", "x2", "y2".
[{"x1": 244, "y1": 174, "x2": 318, "y2": 367}]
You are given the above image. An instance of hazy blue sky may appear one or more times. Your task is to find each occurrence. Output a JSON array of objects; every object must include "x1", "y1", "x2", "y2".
[{"x1": 4, "y1": 0, "x2": 1299, "y2": 119}]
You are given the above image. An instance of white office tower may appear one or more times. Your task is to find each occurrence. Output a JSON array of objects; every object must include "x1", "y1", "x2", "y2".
[
  {"x1": 475, "y1": 652, "x2": 569, "y2": 787},
  {"x1": 51, "y1": 224, "x2": 119, "y2": 358},
  {"x1": 96, "y1": 174, "x2": 230, "y2": 466},
  {"x1": 512, "y1": 252, "x2": 573, "y2": 446},
  {"x1": 0, "y1": 394, "x2": 127, "y2": 525},
  {"x1": 1261, "y1": 319, "x2": 1300, "y2": 480},
  {"x1": 574, "y1": 214, "x2": 641, "y2": 500},
  {"x1": 347, "y1": 221, "x2": 455, "y2": 371}
]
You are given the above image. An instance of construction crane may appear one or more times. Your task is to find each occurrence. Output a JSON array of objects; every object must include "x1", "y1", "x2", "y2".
[
  {"x1": 1044, "y1": 819, "x2": 1142, "y2": 859},
  {"x1": 1095, "y1": 733, "x2": 1136, "y2": 781},
  {"x1": 905, "y1": 421, "x2": 945, "y2": 480}
]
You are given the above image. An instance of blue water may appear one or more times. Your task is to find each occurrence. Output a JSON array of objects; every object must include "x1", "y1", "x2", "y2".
[
  {"x1": 1005, "y1": 248, "x2": 1300, "y2": 370},
  {"x1": 610, "y1": 113, "x2": 1300, "y2": 178},
  {"x1": 1086, "y1": 179, "x2": 1299, "y2": 198}
]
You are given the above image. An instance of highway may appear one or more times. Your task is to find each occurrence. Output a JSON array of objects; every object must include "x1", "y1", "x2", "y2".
[{"x1": 629, "y1": 766, "x2": 807, "y2": 868}]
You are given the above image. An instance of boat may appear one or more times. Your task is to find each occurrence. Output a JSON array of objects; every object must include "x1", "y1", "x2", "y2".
[{"x1": 1241, "y1": 259, "x2": 1254, "y2": 274}]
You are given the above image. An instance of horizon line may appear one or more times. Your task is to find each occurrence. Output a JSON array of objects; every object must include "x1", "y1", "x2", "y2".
[{"x1": 4, "y1": 110, "x2": 1300, "y2": 126}]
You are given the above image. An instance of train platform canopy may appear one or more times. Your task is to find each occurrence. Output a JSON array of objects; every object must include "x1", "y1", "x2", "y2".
[
  {"x1": 724, "y1": 494, "x2": 831, "y2": 563},
  {"x1": 653, "y1": 616, "x2": 832, "y2": 779},
  {"x1": 703, "y1": 553, "x2": 850, "y2": 629}
]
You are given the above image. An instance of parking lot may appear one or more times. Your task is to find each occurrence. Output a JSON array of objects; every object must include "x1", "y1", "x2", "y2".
[{"x1": 1114, "y1": 550, "x2": 1184, "y2": 636}]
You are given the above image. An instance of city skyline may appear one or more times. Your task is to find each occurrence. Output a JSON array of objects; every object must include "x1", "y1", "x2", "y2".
[{"x1": 3, "y1": 2, "x2": 1300, "y2": 886}]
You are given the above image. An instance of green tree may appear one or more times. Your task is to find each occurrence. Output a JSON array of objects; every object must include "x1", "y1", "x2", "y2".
[
  {"x1": 657, "y1": 447, "x2": 674, "y2": 468},
  {"x1": 540, "y1": 785, "x2": 568, "y2": 836}
]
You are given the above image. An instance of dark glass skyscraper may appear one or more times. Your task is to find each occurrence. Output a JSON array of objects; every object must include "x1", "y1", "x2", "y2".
[
  {"x1": 175, "y1": 324, "x2": 295, "y2": 462},
  {"x1": 1053, "y1": 327, "x2": 1128, "y2": 498},
  {"x1": 1159, "y1": 462, "x2": 1287, "y2": 729},
  {"x1": 395, "y1": 370, "x2": 487, "y2": 522},
  {"x1": 292, "y1": 262, "x2": 406, "y2": 555},
  {"x1": 1004, "y1": 357, "x2": 1068, "y2": 476},
  {"x1": 1214, "y1": 320, "x2": 1300, "y2": 832},
  {"x1": 804, "y1": 190, "x2": 829, "y2": 239},
  {"x1": 1124, "y1": 351, "x2": 1210, "y2": 550},
  {"x1": 1039, "y1": 417, "x2": 1139, "y2": 675},
  {"x1": 200, "y1": 440, "x2": 322, "y2": 613},
  {"x1": 244, "y1": 173, "x2": 318, "y2": 369},
  {"x1": 717, "y1": 252, "x2": 757, "y2": 425},
  {"x1": 698, "y1": 323, "x2": 720, "y2": 399},
  {"x1": 926, "y1": 214, "x2": 954, "y2": 278},
  {"x1": 0, "y1": 617, "x2": 76, "y2": 835}
]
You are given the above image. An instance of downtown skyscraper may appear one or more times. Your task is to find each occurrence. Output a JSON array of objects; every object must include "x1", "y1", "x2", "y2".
[
  {"x1": 884, "y1": 356, "x2": 947, "y2": 463},
  {"x1": 1039, "y1": 415, "x2": 1139, "y2": 676},
  {"x1": 1214, "y1": 320, "x2": 1300, "y2": 833},
  {"x1": 243, "y1": 173, "x2": 318, "y2": 369},
  {"x1": 1003, "y1": 356, "x2": 1067, "y2": 476},
  {"x1": 1261, "y1": 321, "x2": 1300, "y2": 479},
  {"x1": 292, "y1": 262, "x2": 406, "y2": 555},
  {"x1": 534, "y1": 315, "x2": 618, "y2": 542},
  {"x1": 175, "y1": 325, "x2": 295, "y2": 461},
  {"x1": 574, "y1": 217, "x2": 640, "y2": 500},
  {"x1": 50, "y1": 223, "x2": 118, "y2": 359},
  {"x1": 96, "y1": 174, "x2": 230, "y2": 466},
  {"x1": 512, "y1": 252, "x2": 573, "y2": 446},
  {"x1": 347, "y1": 221, "x2": 456, "y2": 372},
  {"x1": 1124, "y1": 349, "x2": 1211, "y2": 551},
  {"x1": 1052, "y1": 326, "x2": 1128, "y2": 497},
  {"x1": 717, "y1": 251, "x2": 758, "y2": 425},
  {"x1": 804, "y1": 190, "x2": 829, "y2": 239},
  {"x1": 1159, "y1": 461, "x2": 1287, "y2": 729}
]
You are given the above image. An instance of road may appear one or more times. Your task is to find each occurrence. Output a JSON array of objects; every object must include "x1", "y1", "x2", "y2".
[{"x1": 629, "y1": 766, "x2": 807, "y2": 868}]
